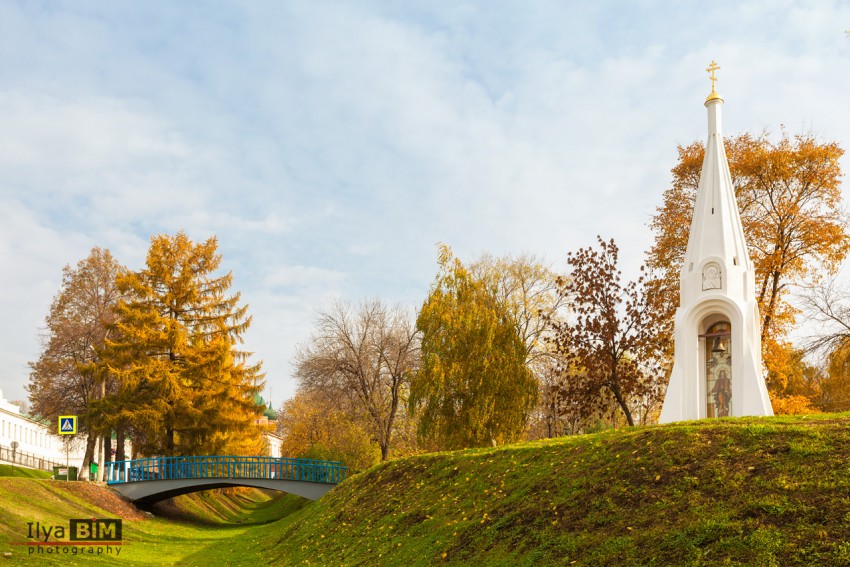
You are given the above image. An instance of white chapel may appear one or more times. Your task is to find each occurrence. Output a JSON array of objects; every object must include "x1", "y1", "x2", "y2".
[{"x1": 658, "y1": 62, "x2": 773, "y2": 423}]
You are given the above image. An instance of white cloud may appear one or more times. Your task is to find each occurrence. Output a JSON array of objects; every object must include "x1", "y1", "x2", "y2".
[
  {"x1": 0, "y1": 199, "x2": 93, "y2": 400},
  {"x1": 263, "y1": 265, "x2": 347, "y2": 290},
  {"x1": 2, "y1": 0, "x2": 849, "y2": 403},
  {"x1": 0, "y1": 91, "x2": 190, "y2": 174}
]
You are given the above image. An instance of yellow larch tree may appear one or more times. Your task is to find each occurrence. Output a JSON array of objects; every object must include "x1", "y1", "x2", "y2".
[{"x1": 95, "y1": 231, "x2": 264, "y2": 456}]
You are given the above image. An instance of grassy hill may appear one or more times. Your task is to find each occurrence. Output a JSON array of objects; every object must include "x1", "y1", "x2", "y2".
[
  {"x1": 3, "y1": 414, "x2": 850, "y2": 565},
  {"x1": 151, "y1": 489, "x2": 308, "y2": 525},
  {"x1": 0, "y1": 463, "x2": 53, "y2": 479},
  {"x1": 260, "y1": 413, "x2": 850, "y2": 566},
  {"x1": 0, "y1": 479, "x2": 293, "y2": 565}
]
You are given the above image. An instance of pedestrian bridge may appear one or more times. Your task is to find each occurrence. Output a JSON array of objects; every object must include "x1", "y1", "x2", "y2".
[{"x1": 105, "y1": 456, "x2": 348, "y2": 504}]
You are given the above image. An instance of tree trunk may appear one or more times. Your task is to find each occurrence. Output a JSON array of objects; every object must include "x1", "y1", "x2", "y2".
[
  {"x1": 97, "y1": 378, "x2": 107, "y2": 481},
  {"x1": 166, "y1": 426, "x2": 175, "y2": 456},
  {"x1": 103, "y1": 433, "x2": 112, "y2": 465},
  {"x1": 115, "y1": 426, "x2": 126, "y2": 461},
  {"x1": 761, "y1": 270, "x2": 783, "y2": 343},
  {"x1": 96, "y1": 435, "x2": 104, "y2": 482},
  {"x1": 381, "y1": 382, "x2": 400, "y2": 462},
  {"x1": 79, "y1": 435, "x2": 97, "y2": 481},
  {"x1": 609, "y1": 379, "x2": 635, "y2": 427}
]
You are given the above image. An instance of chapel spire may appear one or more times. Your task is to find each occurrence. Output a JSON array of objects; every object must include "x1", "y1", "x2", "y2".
[
  {"x1": 658, "y1": 61, "x2": 772, "y2": 423},
  {"x1": 680, "y1": 59, "x2": 751, "y2": 288}
]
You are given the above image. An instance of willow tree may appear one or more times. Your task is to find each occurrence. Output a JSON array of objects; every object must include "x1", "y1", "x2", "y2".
[
  {"x1": 409, "y1": 245, "x2": 537, "y2": 449},
  {"x1": 647, "y1": 132, "x2": 848, "y2": 398},
  {"x1": 468, "y1": 253, "x2": 569, "y2": 439},
  {"x1": 28, "y1": 248, "x2": 124, "y2": 477},
  {"x1": 96, "y1": 232, "x2": 264, "y2": 456}
]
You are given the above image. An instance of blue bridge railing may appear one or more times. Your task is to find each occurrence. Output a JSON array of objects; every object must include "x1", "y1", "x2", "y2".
[{"x1": 104, "y1": 456, "x2": 347, "y2": 486}]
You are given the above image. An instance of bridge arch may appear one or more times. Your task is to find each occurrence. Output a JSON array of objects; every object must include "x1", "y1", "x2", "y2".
[
  {"x1": 105, "y1": 456, "x2": 347, "y2": 504},
  {"x1": 110, "y1": 477, "x2": 336, "y2": 504}
]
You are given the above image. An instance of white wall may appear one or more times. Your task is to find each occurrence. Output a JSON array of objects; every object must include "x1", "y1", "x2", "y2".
[
  {"x1": 0, "y1": 390, "x2": 87, "y2": 469},
  {"x1": 264, "y1": 432, "x2": 283, "y2": 458}
]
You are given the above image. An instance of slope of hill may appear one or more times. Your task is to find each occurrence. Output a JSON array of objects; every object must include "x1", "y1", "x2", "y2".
[
  {"x1": 151, "y1": 488, "x2": 308, "y2": 525},
  {"x1": 0, "y1": 477, "x2": 147, "y2": 565},
  {"x1": 2, "y1": 414, "x2": 850, "y2": 565},
  {"x1": 260, "y1": 413, "x2": 850, "y2": 566},
  {"x1": 0, "y1": 480, "x2": 283, "y2": 565},
  {"x1": 0, "y1": 464, "x2": 53, "y2": 479}
]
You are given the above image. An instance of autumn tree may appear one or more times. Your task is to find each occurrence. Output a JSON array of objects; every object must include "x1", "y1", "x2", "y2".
[
  {"x1": 276, "y1": 389, "x2": 382, "y2": 472},
  {"x1": 468, "y1": 254, "x2": 572, "y2": 438},
  {"x1": 409, "y1": 245, "x2": 538, "y2": 449},
  {"x1": 797, "y1": 280, "x2": 850, "y2": 413},
  {"x1": 549, "y1": 237, "x2": 668, "y2": 427},
  {"x1": 468, "y1": 253, "x2": 567, "y2": 366},
  {"x1": 821, "y1": 347, "x2": 850, "y2": 413},
  {"x1": 95, "y1": 232, "x2": 264, "y2": 456},
  {"x1": 529, "y1": 362, "x2": 603, "y2": 437},
  {"x1": 28, "y1": 248, "x2": 124, "y2": 478},
  {"x1": 294, "y1": 299, "x2": 419, "y2": 461},
  {"x1": 648, "y1": 131, "x2": 848, "y2": 400},
  {"x1": 803, "y1": 280, "x2": 850, "y2": 356}
]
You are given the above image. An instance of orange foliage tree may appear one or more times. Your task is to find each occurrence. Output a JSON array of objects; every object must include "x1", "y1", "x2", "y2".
[
  {"x1": 647, "y1": 131, "x2": 848, "y2": 403},
  {"x1": 276, "y1": 389, "x2": 382, "y2": 473},
  {"x1": 28, "y1": 248, "x2": 125, "y2": 477}
]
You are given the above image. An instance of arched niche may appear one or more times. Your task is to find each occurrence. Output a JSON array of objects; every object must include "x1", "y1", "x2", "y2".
[{"x1": 700, "y1": 318, "x2": 732, "y2": 418}]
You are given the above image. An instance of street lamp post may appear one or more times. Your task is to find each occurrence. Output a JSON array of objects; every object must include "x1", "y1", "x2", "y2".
[{"x1": 10, "y1": 441, "x2": 18, "y2": 476}]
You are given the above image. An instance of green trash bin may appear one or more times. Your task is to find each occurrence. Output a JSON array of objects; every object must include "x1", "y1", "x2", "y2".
[
  {"x1": 90, "y1": 462, "x2": 99, "y2": 481},
  {"x1": 52, "y1": 466, "x2": 78, "y2": 481}
]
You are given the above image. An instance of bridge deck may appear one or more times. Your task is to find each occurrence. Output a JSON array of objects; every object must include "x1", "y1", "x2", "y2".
[{"x1": 104, "y1": 456, "x2": 348, "y2": 503}]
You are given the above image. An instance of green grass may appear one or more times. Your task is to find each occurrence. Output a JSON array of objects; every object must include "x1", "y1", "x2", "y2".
[
  {"x1": 0, "y1": 463, "x2": 53, "y2": 478},
  {"x1": 257, "y1": 413, "x2": 850, "y2": 566},
  {"x1": 3, "y1": 413, "x2": 850, "y2": 565},
  {"x1": 151, "y1": 488, "x2": 309, "y2": 525},
  {"x1": 0, "y1": 480, "x2": 299, "y2": 565}
]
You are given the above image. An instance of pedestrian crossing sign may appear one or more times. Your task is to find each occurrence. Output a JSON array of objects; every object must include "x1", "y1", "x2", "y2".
[{"x1": 58, "y1": 415, "x2": 77, "y2": 435}]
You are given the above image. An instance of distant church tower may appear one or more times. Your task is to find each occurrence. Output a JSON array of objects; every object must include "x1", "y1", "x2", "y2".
[{"x1": 659, "y1": 62, "x2": 773, "y2": 423}]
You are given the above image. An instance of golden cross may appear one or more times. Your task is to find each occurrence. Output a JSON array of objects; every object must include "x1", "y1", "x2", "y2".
[{"x1": 706, "y1": 60, "x2": 720, "y2": 92}]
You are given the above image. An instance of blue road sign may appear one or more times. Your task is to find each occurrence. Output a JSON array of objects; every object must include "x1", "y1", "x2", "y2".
[{"x1": 58, "y1": 415, "x2": 77, "y2": 435}]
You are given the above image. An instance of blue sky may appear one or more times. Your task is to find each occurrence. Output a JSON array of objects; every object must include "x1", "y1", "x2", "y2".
[{"x1": 1, "y1": 1, "x2": 848, "y2": 406}]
